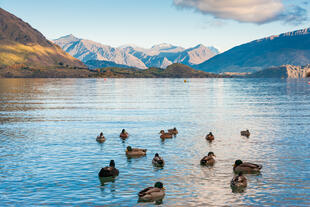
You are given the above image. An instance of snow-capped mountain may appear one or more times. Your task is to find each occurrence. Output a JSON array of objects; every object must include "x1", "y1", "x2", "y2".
[{"x1": 53, "y1": 35, "x2": 219, "y2": 69}]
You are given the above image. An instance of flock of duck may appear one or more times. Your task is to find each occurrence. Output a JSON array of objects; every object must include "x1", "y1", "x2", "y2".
[{"x1": 96, "y1": 128, "x2": 262, "y2": 202}]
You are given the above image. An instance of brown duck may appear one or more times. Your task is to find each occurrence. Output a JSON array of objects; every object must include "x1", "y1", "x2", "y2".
[
  {"x1": 96, "y1": 132, "x2": 105, "y2": 142},
  {"x1": 159, "y1": 130, "x2": 173, "y2": 139},
  {"x1": 205, "y1": 132, "x2": 214, "y2": 141},
  {"x1": 200, "y1": 152, "x2": 216, "y2": 166},
  {"x1": 120, "y1": 129, "x2": 129, "y2": 139},
  {"x1": 168, "y1": 127, "x2": 178, "y2": 135},
  {"x1": 241, "y1": 129, "x2": 250, "y2": 137}
]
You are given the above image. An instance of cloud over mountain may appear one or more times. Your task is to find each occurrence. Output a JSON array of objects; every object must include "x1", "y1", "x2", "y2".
[{"x1": 173, "y1": 0, "x2": 307, "y2": 25}]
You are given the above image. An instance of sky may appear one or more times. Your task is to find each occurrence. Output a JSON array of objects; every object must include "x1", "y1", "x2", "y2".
[{"x1": 1, "y1": 0, "x2": 309, "y2": 51}]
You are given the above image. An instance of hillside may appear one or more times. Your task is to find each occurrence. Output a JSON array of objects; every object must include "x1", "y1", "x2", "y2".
[
  {"x1": 53, "y1": 35, "x2": 219, "y2": 69},
  {"x1": 247, "y1": 65, "x2": 310, "y2": 78},
  {"x1": 196, "y1": 28, "x2": 310, "y2": 73},
  {"x1": 85, "y1": 60, "x2": 130, "y2": 69},
  {"x1": 94, "y1": 63, "x2": 229, "y2": 78},
  {"x1": 0, "y1": 8, "x2": 85, "y2": 70}
]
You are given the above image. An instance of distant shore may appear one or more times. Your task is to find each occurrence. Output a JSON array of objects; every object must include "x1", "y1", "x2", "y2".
[{"x1": 0, "y1": 64, "x2": 231, "y2": 78}]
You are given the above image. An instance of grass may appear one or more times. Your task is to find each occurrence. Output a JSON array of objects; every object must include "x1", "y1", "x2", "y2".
[{"x1": 0, "y1": 41, "x2": 83, "y2": 68}]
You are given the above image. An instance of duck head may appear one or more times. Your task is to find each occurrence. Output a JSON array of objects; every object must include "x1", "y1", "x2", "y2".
[
  {"x1": 100, "y1": 132, "x2": 103, "y2": 136},
  {"x1": 208, "y1": 152, "x2": 215, "y2": 157},
  {"x1": 155, "y1": 153, "x2": 159, "y2": 157},
  {"x1": 121, "y1": 129, "x2": 126, "y2": 133},
  {"x1": 110, "y1": 160, "x2": 115, "y2": 167},
  {"x1": 154, "y1": 182, "x2": 164, "y2": 189},
  {"x1": 159, "y1": 130, "x2": 165, "y2": 134},
  {"x1": 234, "y1": 160, "x2": 243, "y2": 167},
  {"x1": 127, "y1": 146, "x2": 132, "y2": 151}
]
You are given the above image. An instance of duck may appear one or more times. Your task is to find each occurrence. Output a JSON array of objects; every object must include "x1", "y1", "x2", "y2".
[
  {"x1": 126, "y1": 146, "x2": 147, "y2": 157},
  {"x1": 152, "y1": 153, "x2": 165, "y2": 167},
  {"x1": 168, "y1": 127, "x2": 178, "y2": 135},
  {"x1": 138, "y1": 182, "x2": 165, "y2": 202},
  {"x1": 205, "y1": 132, "x2": 214, "y2": 141},
  {"x1": 159, "y1": 130, "x2": 173, "y2": 139},
  {"x1": 200, "y1": 152, "x2": 216, "y2": 166},
  {"x1": 241, "y1": 129, "x2": 250, "y2": 137},
  {"x1": 120, "y1": 129, "x2": 129, "y2": 139},
  {"x1": 230, "y1": 172, "x2": 247, "y2": 188},
  {"x1": 98, "y1": 160, "x2": 119, "y2": 178},
  {"x1": 233, "y1": 160, "x2": 262, "y2": 174},
  {"x1": 96, "y1": 132, "x2": 105, "y2": 142}
]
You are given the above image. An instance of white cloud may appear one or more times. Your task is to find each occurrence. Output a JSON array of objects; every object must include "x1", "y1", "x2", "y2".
[{"x1": 173, "y1": 0, "x2": 285, "y2": 24}]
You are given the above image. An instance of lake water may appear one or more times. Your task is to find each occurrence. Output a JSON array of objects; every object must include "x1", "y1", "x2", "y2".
[{"x1": 0, "y1": 78, "x2": 309, "y2": 206}]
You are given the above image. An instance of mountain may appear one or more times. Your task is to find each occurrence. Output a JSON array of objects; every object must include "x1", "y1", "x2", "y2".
[
  {"x1": 53, "y1": 35, "x2": 147, "y2": 69},
  {"x1": 0, "y1": 8, "x2": 85, "y2": 69},
  {"x1": 196, "y1": 28, "x2": 310, "y2": 73},
  {"x1": 53, "y1": 35, "x2": 219, "y2": 69}
]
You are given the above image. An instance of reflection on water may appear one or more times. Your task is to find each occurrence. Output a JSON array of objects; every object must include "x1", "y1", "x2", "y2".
[{"x1": 0, "y1": 78, "x2": 310, "y2": 206}]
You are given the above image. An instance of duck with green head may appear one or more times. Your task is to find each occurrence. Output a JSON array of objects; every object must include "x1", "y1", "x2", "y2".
[
  {"x1": 233, "y1": 159, "x2": 262, "y2": 174},
  {"x1": 138, "y1": 182, "x2": 165, "y2": 202}
]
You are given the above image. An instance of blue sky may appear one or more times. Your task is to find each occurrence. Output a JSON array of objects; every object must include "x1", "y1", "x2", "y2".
[{"x1": 1, "y1": 0, "x2": 309, "y2": 51}]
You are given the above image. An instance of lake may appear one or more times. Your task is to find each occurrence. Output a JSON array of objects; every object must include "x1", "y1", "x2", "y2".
[{"x1": 0, "y1": 78, "x2": 309, "y2": 206}]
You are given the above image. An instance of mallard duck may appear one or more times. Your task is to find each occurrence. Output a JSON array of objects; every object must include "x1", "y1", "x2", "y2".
[
  {"x1": 233, "y1": 160, "x2": 262, "y2": 174},
  {"x1": 231, "y1": 172, "x2": 247, "y2": 188},
  {"x1": 138, "y1": 182, "x2": 165, "y2": 202},
  {"x1": 241, "y1": 129, "x2": 250, "y2": 137},
  {"x1": 126, "y1": 146, "x2": 147, "y2": 157},
  {"x1": 152, "y1": 153, "x2": 165, "y2": 167},
  {"x1": 159, "y1": 130, "x2": 173, "y2": 139},
  {"x1": 200, "y1": 152, "x2": 216, "y2": 166},
  {"x1": 120, "y1": 129, "x2": 129, "y2": 139},
  {"x1": 205, "y1": 132, "x2": 214, "y2": 141},
  {"x1": 96, "y1": 132, "x2": 105, "y2": 142},
  {"x1": 168, "y1": 127, "x2": 178, "y2": 135},
  {"x1": 98, "y1": 160, "x2": 119, "y2": 178}
]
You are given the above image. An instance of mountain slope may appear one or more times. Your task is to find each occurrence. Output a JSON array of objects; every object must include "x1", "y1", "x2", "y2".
[
  {"x1": 85, "y1": 59, "x2": 130, "y2": 69},
  {"x1": 0, "y1": 8, "x2": 85, "y2": 69},
  {"x1": 196, "y1": 28, "x2": 310, "y2": 73},
  {"x1": 54, "y1": 35, "x2": 219, "y2": 69}
]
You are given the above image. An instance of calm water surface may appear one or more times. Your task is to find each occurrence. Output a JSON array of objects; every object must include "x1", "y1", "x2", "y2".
[{"x1": 0, "y1": 78, "x2": 309, "y2": 206}]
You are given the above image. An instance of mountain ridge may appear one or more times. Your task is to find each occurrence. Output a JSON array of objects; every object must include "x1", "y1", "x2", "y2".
[
  {"x1": 195, "y1": 27, "x2": 310, "y2": 73},
  {"x1": 53, "y1": 34, "x2": 219, "y2": 69}
]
